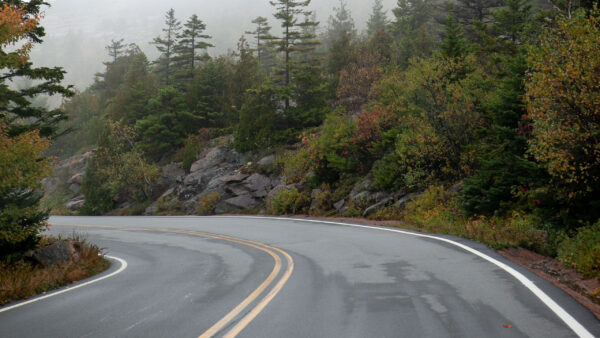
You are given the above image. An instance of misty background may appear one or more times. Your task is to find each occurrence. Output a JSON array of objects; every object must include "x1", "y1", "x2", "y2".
[{"x1": 32, "y1": 0, "x2": 397, "y2": 92}]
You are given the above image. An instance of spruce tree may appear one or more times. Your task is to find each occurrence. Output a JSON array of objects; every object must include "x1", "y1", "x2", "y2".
[
  {"x1": 246, "y1": 17, "x2": 277, "y2": 71},
  {"x1": 105, "y1": 39, "x2": 126, "y2": 63},
  {"x1": 151, "y1": 9, "x2": 181, "y2": 87},
  {"x1": 174, "y1": 14, "x2": 213, "y2": 84},
  {"x1": 439, "y1": 14, "x2": 467, "y2": 58},
  {"x1": 270, "y1": 0, "x2": 318, "y2": 108},
  {"x1": 367, "y1": 0, "x2": 389, "y2": 37},
  {"x1": 325, "y1": 0, "x2": 356, "y2": 48},
  {"x1": 0, "y1": 0, "x2": 73, "y2": 138}
]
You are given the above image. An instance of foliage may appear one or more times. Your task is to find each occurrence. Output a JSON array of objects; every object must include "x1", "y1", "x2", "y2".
[
  {"x1": 173, "y1": 14, "x2": 213, "y2": 84},
  {"x1": 151, "y1": 8, "x2": 181, "y2": 86},
  {"x1": 526, "y1": 9, "x2": 600, "y2": 205},
  {"x1": 80, "y1": 121, "x2": 160, "y2": 215},
  {"x1": 0, "y1": 235, "x2": 109, "y2": 305},
  {"x1": 366, "y1": 0, "x2": 389, "y2": 37},
  {"x1": 403, "y1": 186, "x2": 547, "y2": 250},
  {"x1": 0, "y1": 1, "x2": 73, "y2": 138},
  {"x1": 0, "y1": 122, "x2": 51, "y2": 259},
  {"x1": 181, "y1": 131, "x2": 209, "y2": 173},
  {"x1": 136, "y1": 86, "x2": 200, "y2": 159},
  {"x1": 558, "y1": 221, "x2": 600, "y2": 278},
  {"x1": 267, "y1": 187, "x2": 311, "y2": 215},
  {"x1": 234, "y1": 83, "x2": 286, "y2": 152},
  {"x1": 197, "y1": 191, "x2": 220, "y2": 215}
]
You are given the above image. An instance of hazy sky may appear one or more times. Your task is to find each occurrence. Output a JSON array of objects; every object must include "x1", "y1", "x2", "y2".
[{"x1": 32, "y1": 0, "x2": 398, "y2": 90}]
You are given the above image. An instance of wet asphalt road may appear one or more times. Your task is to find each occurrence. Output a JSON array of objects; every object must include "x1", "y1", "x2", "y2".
[{"x1": 0, "y1": 216, "x2": 598, "y2": 338}]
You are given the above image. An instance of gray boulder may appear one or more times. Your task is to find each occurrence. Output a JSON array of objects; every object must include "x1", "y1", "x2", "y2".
[
  {"x1": 257, "y1": 154, "x2": 275, "y2": 167},
  {"x1": 29, "y1": 240, "x2": 78, "y2": 267},
  {"x1": 215, "y1": 194, "x2": 260, "y2": 213},
  {"x1": 334, "y1": 199, "x2": 346, "y2": 213},
  {"x1": 68, "y1": 183, "x2": 81, "y2": 195},
  {"x1": 363, "y1": 197, "x2": 394, "y2": 217},
  {"x1": 65, "y1": 196, "x2": 85, "y2": 211}
]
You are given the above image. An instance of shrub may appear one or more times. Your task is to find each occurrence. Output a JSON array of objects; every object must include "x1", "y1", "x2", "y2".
[
  {"x1": 558, "y1": 221, "x2": 600, "y2": 278},
  {"x1": 267, "y1": 188, "x2": 310, "y2": 215},
  {"x1": 197, "y1": 191, "x2": 220, "y2": 215},
  {"x1": 402, "y1": 186, "x2": 547, "y2": 250},
  {"x1": 279, "y1": 148, "x2": 312, "y2": 184},
  {"x1": 0, "y1": 235, "x2": 109, "y2": 305}
]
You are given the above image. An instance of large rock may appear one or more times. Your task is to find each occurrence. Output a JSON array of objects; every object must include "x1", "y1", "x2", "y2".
[
  {"x1": 363, "y1": 197, "x2": 394, "y2": 217},
  {"x1": 190, "y1": 147, "x2": 226, "y2": 173},
  {"x1": 349, "y1": 177, "x2": 373, "y2": 200},
  {"x1": 215, "y1": 194, "x2": 260, "y2": 213},
  {"x1": 66, "y1": 196, "x2": 85, "y2": 211},
  {"x1": 257, "y1": 154, "x2": 275, "y2": 167},
  {"x1": 162, "y1": 163, "x2": 185, "y2": 184},
  {"x1": 29, "y1": 240, "x2": 79, "y2": 267},
  {"x1": 244, "y1": 173, "x2": 272, "y2": 196},
  {"x1": 68, "y1": 173, "x2": 84, "y2": 185}
]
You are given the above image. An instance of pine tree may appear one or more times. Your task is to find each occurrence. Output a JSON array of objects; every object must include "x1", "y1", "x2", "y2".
[
  {"x1": 439, "y1": 14, "x2": 467, "y2": 58},
  {"x1": 151, "y1": 8, "x2": 181, "y2": 87},
  {"x1": 0, "y1": 1, "x2": 73, "y2": 138},
  {"x1": 106, "y1": 52, "x2": 158, "y2": 125},
  {"x1": 367, "y1": 0, "x2": 389, "y2": 37},
  {"x1": 105, "y1": 39, "x2": 126, "y2": 63},
  {"x1": 174, "y1": 14, "x2": 213, "y2": 84},
  {"x1": 325, "y1": 0, "x2": 356, "y2": 48},
  {"x1": 391, "y1": 0, "x2": 434, "y2": 69},
  {"x1": 270, "y1": 0, "x2": 319, "y2": 108},
  {"x1": 246, "y1": 16, "x2": 277, "y2": 71}
]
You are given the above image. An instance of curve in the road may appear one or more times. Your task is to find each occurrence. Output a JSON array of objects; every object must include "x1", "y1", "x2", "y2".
[
  {"x1": 217, "y1": 216, "x2": 595, "y2": 338},
  {"x1": 0, "y1": 255, "x2": 127, "y2": 314},
  {"x1": 50, "y1": 223, "x2": 294, "y2": 338}
]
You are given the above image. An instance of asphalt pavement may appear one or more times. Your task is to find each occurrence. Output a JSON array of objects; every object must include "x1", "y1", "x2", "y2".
[{"x1": 0, "y1": 216, "x2": 598, "y2": 338}]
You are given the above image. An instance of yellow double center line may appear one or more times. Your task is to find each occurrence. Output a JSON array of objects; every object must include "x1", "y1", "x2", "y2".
[{"x1": 51, "y1": 224, "x2": 294, "y2": 338}]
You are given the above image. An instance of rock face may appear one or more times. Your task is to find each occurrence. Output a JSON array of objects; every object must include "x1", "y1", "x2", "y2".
[
  {"x1": 28, "y1": 240, "x2": 80, "y2": 267},
  {"x1": 42, "y1": 151, "x2": 95, "y2": 212},
  {"x1": 150, "y1": 143, "x2": 282, "y2": 214}
]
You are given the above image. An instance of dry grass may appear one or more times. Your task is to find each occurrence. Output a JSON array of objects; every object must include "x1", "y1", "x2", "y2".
[{"x1": 0, "y1": 235, "x2": 110, "y2": 306}]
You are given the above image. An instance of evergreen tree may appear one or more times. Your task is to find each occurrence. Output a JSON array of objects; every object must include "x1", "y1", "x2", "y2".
[
  {"x1": 391, "y1": 0, "x2": 435, "y2": 69},
  {"x1": 136, "y1": 86, "x2": 200, "y2": 159},
  {"x1": 246, "y1": 16, "x2": 277, "y2": 71},
  {"x1": 462, "y1": 0, "x2": 540, "y2": 216},
  {"x1": 0, "y1": 0, "x2": 74, "y2": 138},
  {"x1": 325, "y1": 0, "x2": 356, "y2": 48},
  {"x1": 270, "y1": 0, "x2": 319, "y2": 108},
  {"x1": 231, "y1": 36, "x2": 264, "y2": 116},
  {"x1": 174, "y1": 14, "x2": 213, "y2": 85},
  {"x1": 105, "y1": 39, "x2": 126, "y2": 63},
  {"x1": 367, "y1": 0, "x2": 389, "y2": 37},
  {"x1": 439, "y1": 14, "x2": 468, "y2": 58},
  {"x1": 106, "y1": 52, "x2": 158, "y2": 126},
  {"x1": 0, "y1": 1, "x2": 71, "y2": 259},
  {"x1": 151, "y1": 8, "x2": 181, "y2": 87},
  {"x1": 186, "y1": 58, "x2": 232, "y2": 129}
]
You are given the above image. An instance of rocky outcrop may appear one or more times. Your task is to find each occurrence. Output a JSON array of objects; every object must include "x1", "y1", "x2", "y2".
[
  {"x1": 42, "y1": 151, "x2": 95, "y2": 212},
  {"x1": 147, "y1": 144, "x2": 283, "y2": 215},
  {"x1": 26, "y1": 240, "x2": 81, "y2": 267}
]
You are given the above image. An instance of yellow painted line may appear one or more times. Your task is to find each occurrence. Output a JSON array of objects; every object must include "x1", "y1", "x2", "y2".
[{"x1": 50, "y1": 223, "x2": 294, "y2": 338}]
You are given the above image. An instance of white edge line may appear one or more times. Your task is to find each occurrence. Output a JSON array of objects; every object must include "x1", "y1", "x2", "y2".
[
  {"x1": 210, "y1": 215, "x2": 594, "y2": 338},
  {"x1": 0, "y1": 255, "x2": 127, "y2": 314}
]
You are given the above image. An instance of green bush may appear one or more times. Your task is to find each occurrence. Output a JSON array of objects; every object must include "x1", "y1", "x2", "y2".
[
  {"x1": 197, "y1": 191, "x2": 220, "y2": 215},
  {"x1": 558, "y1": 221, "x2": 600, "y2": 278},
  {"x1": 267, "y1": 188, "x2": 310, "y2": 215}
]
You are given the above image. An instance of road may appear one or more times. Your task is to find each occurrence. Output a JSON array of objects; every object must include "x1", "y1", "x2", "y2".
[{"x1": 1, "y1": 216, "x2": 598, "y2": 337}]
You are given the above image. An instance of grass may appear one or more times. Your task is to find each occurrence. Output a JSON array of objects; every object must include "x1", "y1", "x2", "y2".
[{"x1": 0, "y1": 235, "x2": 110, "y2": 306}]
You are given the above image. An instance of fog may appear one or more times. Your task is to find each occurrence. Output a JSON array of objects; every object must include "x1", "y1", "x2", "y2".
[{"x1": 32, "y1": 0, "x2": 397, "y2": 91}]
